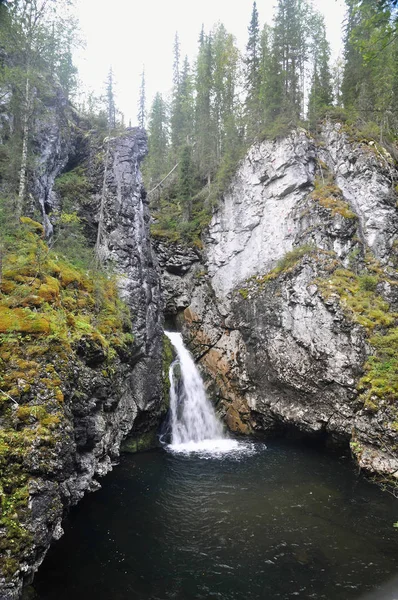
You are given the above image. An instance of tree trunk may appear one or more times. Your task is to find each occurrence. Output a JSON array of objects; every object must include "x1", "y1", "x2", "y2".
[
  {"x1": 95, "y1": 136, "x2": 111, "y2": 266},
  {"x1": 17, "y1": 75, "x2": 30, "y2": 220}
]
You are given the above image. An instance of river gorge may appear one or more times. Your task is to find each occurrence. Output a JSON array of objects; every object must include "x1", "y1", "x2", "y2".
[{"x1": 1, "y1": 92, "x2": 398, "y2": 598}]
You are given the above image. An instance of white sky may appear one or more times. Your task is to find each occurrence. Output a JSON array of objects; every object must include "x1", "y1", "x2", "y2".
[{"x1": 73, "y1": 0, "x2": 346, "y2": 125}]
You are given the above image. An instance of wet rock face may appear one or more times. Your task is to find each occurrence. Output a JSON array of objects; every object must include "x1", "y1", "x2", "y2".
[
  {"x1": 155, "y1": 123, "x2": 398, "y2": 480},
  {"x1": 231, "y1": 259, "x2": 367, "y2": 431},
  {"x1": 30, "y1": 85, "x2": 74, "y2": 237},
  {"x1": 2, "y1": 80, "x2": 79, "y2": 237}
]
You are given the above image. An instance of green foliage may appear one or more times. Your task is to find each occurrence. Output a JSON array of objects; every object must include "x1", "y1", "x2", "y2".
[
  {"x1": 307, "y1": 11, "x2": 333, "y2": 129},
  {"x1": 144, "y1": 93, "x2": 170, "y2": 188},
  {"x1": 52, "y1": 167, "x2": 93, "y2": 269},
  {"x1": 53, "y1": 166, "x2": 91, "y2": 247},
  {"x1": 358, "y1": 274, "x2": 378, "y2": 291},
  {"x1": 244, "y1": 2, "x2": 261, "y2": 138},
  {"x1": 260, "y1": 115, "x2": 302, "y2": 141},
  {"x1": 53, "y1": 167, "x2": 90, "y2": 203},
  {"x1": 150, "y1": 188, "x2": 212, "y2": 247},
  {"x1": 342, "y1": 0, "x2": 398, "y2": 138}
]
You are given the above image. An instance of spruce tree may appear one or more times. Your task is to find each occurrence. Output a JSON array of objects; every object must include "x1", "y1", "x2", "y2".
[
  {"x1": 146, "y1": 92, "x2": 169, "y2": 186},
  {"x1": 244, "y1": 1, "x2": 261, "y2": 139},
  {"x1": 194, "y1": 28, "x2": 216, "y2": 182},
  {"x1": 179, "y1": 56, "x2": 194, "y2": 146},
  {"x1": 341, "y1": 0, "x2": 368, "y2": 110},
  {"x1": 307, "y1": 11, "x2": 333, "y2": 127},
  {"x1": 212, "y1": 23, "x2": 239, "y2": 160},
  {"x1": 170, "y1": 32, "x2": 182, "y2": 154},
  {"x1": 272, "y1": 0, "x2": 310, "y2": 121},
  {"x1": 106, "y1": 67, "x2": 116, "y2": 130},
  {"x1": 137, "y1": 67, "x2": 146, "y2": 129}
]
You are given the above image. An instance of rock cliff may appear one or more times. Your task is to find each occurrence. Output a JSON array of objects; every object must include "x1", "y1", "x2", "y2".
[
  {"x1": 156, "y1": 122, "x2": 398, "y2": 481},
  {"x1": 0, "y1": 114, "x2": 164, "y2": 596}
]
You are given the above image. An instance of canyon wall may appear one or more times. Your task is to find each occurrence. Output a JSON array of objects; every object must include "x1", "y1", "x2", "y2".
[
  {"x1": 156, "y1": 123, "x2": 398, "y2": 481},
  {"x1": 0, "y1": 90, "x2": 164, "y2": 598}
]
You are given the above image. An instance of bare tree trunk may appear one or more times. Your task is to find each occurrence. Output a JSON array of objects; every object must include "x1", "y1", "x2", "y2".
[
  {"x1": 17, "y1": 75, "x2": 30, "y2": 220},
  {"x1": 95, "y1": 136, "x2": 111, "y2": 266}
]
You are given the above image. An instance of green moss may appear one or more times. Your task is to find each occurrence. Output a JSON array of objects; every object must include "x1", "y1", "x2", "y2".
[
  {"x1": 236, "y1": 245, "x2": 319, "y2": 299},
  {"x1": 358, "y1": 274, "x2": 378, "y2": 292},
  {"x1": 317, "y1": 266, "x2": 398, "y2": 409},
  {"x1": 0, "y1": 218, "x2": 135, "y2": 579},
  {"x1": 238, "y1": 288, "x2": 249, "y2": 299},
  {"x1": 276, "y1": 245, "x2": 317, "y2": 271},
  {"x1": 311, "y1": 176, "x2": 356, "y2": 219}
]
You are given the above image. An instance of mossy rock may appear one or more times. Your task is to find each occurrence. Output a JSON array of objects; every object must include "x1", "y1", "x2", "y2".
[
  {"x1": 20, "y1": 217, "x2": 44, "y2": 235},
  {"x1": 0, "y1": 220, "x2": 136, "y2": 578},
  {"x1": 0, "y1": 307, "x2": 51, "y2": 334}
]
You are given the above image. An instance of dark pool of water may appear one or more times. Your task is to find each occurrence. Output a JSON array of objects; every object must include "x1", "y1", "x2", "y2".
[{"x1": 30, "y1": 439, "x2": 398, "y2": 600}]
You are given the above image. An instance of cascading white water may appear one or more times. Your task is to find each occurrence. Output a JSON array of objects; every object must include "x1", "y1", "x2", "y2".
[
  {"x1": 165, "y1": 331, "x2": 249, "y2": 454},
  {"x1": 164, "y1": 331, "x2": 262, "y2": 456},
  {"x1": 165, "y1": 331, "x2": 224, "y2": 443}
]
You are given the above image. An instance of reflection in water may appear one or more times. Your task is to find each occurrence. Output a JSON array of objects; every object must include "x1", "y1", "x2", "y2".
[{"x1": 31, "y1": 440, "x2": 398, "y2": 600}]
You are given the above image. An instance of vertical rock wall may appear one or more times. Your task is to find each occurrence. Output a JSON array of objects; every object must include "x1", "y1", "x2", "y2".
[
  {"x1": 0, "y1": 123, "x2": 165, "y2": 598},
  {"x1": 155, "y1": 123, "x2": 398, "y2": 480},
  {"x1": 94, "y1": 129, "x2": 164, "y2": 423}
]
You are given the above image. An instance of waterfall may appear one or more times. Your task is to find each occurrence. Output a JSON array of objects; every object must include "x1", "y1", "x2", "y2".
[{"x1": 165, "y1": 331, "x2": 232, "y2": 452}]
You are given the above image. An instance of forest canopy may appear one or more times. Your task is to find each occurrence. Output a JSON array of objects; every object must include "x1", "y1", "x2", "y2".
[{"x1": 143, "y1": 0, "x2": 398, "y2": 244}]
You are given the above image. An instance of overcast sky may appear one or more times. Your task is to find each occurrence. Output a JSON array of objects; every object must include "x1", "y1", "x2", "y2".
[{"x1": 73, "y1": 0, "x2": 347, "y2": 125}]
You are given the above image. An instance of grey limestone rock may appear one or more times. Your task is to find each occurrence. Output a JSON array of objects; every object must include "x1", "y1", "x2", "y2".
[{"x1": 156, "y1": 123, "x2": 398, "y2": 480}]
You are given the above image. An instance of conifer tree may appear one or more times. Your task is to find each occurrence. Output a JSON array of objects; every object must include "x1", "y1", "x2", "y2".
[
  {"x1": 146, "y1": 92, "x2": 169, "y2": 186},
  {"x1": 194, "y1": 28, "x2": 216, "y2": 181},
  {"x1": 307, "y1": 11, "x2": 333, "y2": 127},
  {"x1": 137, "y1": 66, "x2": 146, "y2": 129},
  {"x1": 259, "y1": 24, "x2": 278, "y2": 127},
  {"x1": 272, "y1": 0, "x2": 310, "y2": 120},
  {"x1": 244, "y1": 2, "x2": 261, "y2": 139},
  {"x1": 170, "y1": 32, "x2": 184, "y2": 155},
  {"x1": 106, "y1": 67, "x2": 116, "y2": 130},
  {"x1": 342, "y1": 0, "x2": 398, "y2": 135},
  {"x1": 212, "y1": 23, "x2": 239, "y2": 160},
  {"x1": 179, "y1": 56, "x2": 195, "y2": 146},
  {"x1": 178, "y1": 144, "x2": 194, "y2": 221}
]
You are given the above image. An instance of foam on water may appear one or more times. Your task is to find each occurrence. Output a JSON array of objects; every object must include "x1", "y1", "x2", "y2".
[{"x1": 167, "y1": 438, "x2": 264, "y2": 459}]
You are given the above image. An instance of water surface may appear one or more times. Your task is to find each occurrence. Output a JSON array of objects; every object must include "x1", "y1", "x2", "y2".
[{"x1": 31, "y1": 440, "x2": 398, "y2": 600}]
